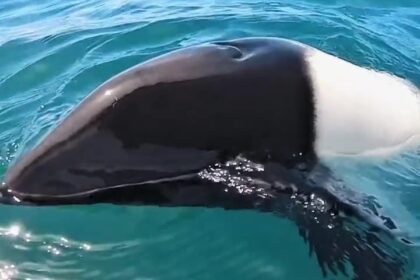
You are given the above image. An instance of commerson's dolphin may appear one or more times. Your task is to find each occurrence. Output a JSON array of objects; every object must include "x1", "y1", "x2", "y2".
[{"x1": 2, "y1": 37, "x2": 419, "y2": 279}]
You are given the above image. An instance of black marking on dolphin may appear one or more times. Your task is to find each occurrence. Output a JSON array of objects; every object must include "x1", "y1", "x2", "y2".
[{"x1": 1, "y1": 37, "x2": 411, "y2": 279}]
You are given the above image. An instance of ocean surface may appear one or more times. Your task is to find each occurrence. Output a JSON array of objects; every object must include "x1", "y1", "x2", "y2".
[{"x1": 0, "y1": 0, "x2": 419, "y2": 279}]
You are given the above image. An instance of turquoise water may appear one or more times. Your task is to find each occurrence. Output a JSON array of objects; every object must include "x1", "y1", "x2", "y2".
[{"x1": 0, "y1": 0, "x2": 419, "y2": 279}]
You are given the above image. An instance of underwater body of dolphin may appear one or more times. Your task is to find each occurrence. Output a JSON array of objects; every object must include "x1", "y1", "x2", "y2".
[{"x1": 2, "y1": 37, "x2": 420, "y2": 279}]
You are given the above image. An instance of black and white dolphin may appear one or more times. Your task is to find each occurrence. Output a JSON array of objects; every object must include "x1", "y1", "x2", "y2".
[{"x1": 2, "y1": 37, "x2": 419, "y2": 280}]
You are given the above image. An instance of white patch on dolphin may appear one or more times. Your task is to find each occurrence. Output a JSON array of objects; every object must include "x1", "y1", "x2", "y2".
[{"x1": 305, "y1": 47, "x2": 420, "y2": 159}]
